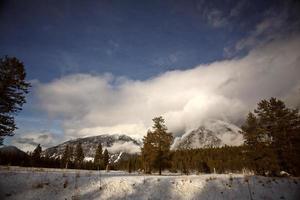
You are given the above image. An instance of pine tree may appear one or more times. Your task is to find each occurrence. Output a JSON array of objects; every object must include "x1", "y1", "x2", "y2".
[
  {"x1": 75, "y1": 142, "x2": 84, "y2": 168},
  {"x1": 241, "y1": 98, "x2": 300, "y2": 175},
  {"x1": 0, "y1": 56, "x2": 31, "y2": 144},
  {"x1": 241, "y1": 112, "x2": 260, "y2": 146},
  {"x1": 61, "y1": 145, "x2": 71, "y2": 169},
  {"x1": 128, "y1": 157, "x2": 132, "y2": 173},
  {"x1": 103, "y1": 149, "x2": 109, "y2": 170},
  {"x1": 69, "y1": 145, "x2": 74, "y2": 163},
  {"x1": 141, "y1": 116, "x2": 173, "y2": 175},
  {"x1": 94, "y1": 143, "x2": 103, "y2": 169},
  {"x1": 141, "y1": 130, "x2": 155, "y2": 173},
  {"x1": 32, "y1": 144, "x2": 42, "y2": 166}
]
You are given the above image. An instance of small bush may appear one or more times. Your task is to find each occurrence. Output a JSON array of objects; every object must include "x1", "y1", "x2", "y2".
[
  {"x1": 32, "y1": 182, "x2": 44, "y2": 189},
  {"x1": 63, "y1": 179, "x2": 68, "y2": 188}
]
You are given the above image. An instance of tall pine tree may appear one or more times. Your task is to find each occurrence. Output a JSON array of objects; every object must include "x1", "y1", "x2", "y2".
[
  {"x1": 0, "y1": 56, "x2": 31, "y2": 144},
  {"x1": 75, "y1": 142, "x2": 84, "y2": 168},
  {"x1": 94, "y1": 143, "x2": 103, "y2": 169},
  {"x1": 241, "y1": 98, "x2": 300, "y2": 175},
  {"x1": 61, "y1": 145, "x2": 72, "y2": 169},
  {"x1": 32, "y1": 144, "x2": 42, "y2": 166},
  {"x1": 103, "y1": 149, "x2": 109, "y2": 170},
  {"x1": 141, "y1": 116, "x2": 173, "y2": 175}
]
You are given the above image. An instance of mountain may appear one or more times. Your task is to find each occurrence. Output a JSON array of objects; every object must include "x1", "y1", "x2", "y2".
[
  {"x1": 43, "y1": 120, "x2": 244, "y2": 162},
  {"x1": 172, "y1": 120, "x2": 244, "y2": 150},
  {"x1": 43, "y1": 134, "x2": 142, "y2": 163},
  {"x1": 0, "y1": 145, "x2": 28, "y2": 156},
  {"x1": 0, "y1": 146, "x2": 29, "y2": 165}
]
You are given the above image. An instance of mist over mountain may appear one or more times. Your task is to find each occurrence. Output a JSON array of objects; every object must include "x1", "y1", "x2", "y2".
[
  {"x1": 43, "y1": 120, "x2": 244, "y2": 163},
  {"x1": 43, "y1": 134, "x2": 141, "y2": 163},
  {"x1": 172, "y1": 120, "x2": 244, "y2": 150}
]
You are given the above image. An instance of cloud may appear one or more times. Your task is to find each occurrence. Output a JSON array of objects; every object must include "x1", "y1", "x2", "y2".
[
  {"x1": 234, "y1": 16, "x2": 285, "y2": 52},
  {"x1": 107, "y1": 141, "x2": 140, "y2": 154},
  {"x1": 229, "y1": 0, "x2": 248, "y2": 17},
  {"x1": 225, "y1": 2, "x2": 300, "y2": 56},
  {"x1": 203, "y1": 8, "x2": 228, "y2": 28},
  {"x1": 36, "y1": 34, "x2": 300, "y2": 140},
  {"x1": 11, "y1": 131, "x2": 63, "y2": 152},
  {"x1": 199, "y1": 0, "x2": 248, "y2": 28}
]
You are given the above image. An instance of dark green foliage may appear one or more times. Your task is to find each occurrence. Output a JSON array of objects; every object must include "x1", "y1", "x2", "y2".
[
  {"x1": 113, "y1": 154, "x2": 142, "y2": 172},
  {"x1": 141, "y1": 116, "x2": 173, "y2": 175},
  {"x1": 0, "y1": 56, "x2": 31, "y2": 144},
  {"x1": 61, "y1": 145, "x2": 72, "y2": 169},
  {"x1": 94, "y1": 143, "x2": 103, "y2": 169},
  {"x1": 75, "y1": 143, "x2": 84, "y2": 168},
  {"x1": 241, "y1": 98, "x2": 300, "y2": 176},
  {"x1": 171, "y1": 146, "x2": 248, "y2": 174},
  {"x1": 31, "y1": 144, "x2": 42, "y2": 166},
  {"x1": 0, "y1": 146, "x2": 30, "y2": 166},
  {"x1": 128, "y1": 157, "x2": 132, "y2": 173},
  {"x1": 103, "y1": 149, "x2": 109, "y2": 169}
]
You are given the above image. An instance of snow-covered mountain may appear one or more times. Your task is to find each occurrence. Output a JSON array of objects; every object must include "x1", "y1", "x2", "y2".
[
  {"x1": 172, "y1": 120, "x2": 244, "y2": 150},
  {"x1": 43, "y1": 120, "x2": 244, "y2": 161},
  {"x1": 43, "y1": 134, "x2": 142, "y2": 163}
]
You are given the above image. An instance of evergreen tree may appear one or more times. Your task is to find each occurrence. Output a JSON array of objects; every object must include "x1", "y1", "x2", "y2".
[
  {"x1": 103, "y1": 149, "x2": 109, "y2": 169},
  {"x1": 69, "y1": 145, "x2": 74, "y2": 163},
  {"x1": 75, "y1": 142, "x2": 84, "y2": 168},
  {"x1": 61, "y1": 145, "x2": 71, "y2": 168},
  {"x1": 241, "y1": 112, "x2": 261, "y2": 146},
  {"x1": 94, "y1": 143, "x2": 103, "y2": 169},
  {"x1": 127, "y1": 157, "x2": 132, "y2": 173},
  {"x1": 32, "y1": 144, "x2": 42, "y2": 166},
  {"x1": 0, "y1": 56, "x2": 31, "y2": 144},
  {"x1": 141, "y1": 116, "x2": 173, "y2": 175},
  {"x1": 241, "y1": 98, "x2": 300, "y2": 175}
]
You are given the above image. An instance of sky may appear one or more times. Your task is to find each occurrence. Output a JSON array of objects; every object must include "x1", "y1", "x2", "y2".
[{"x1": 0, "y1": 0, "x2": 300, "y2": 151}]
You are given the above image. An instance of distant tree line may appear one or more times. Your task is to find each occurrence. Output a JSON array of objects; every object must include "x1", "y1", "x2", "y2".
[{"x1": 0, "y1": 142, "x2": 111, "y2": 171}]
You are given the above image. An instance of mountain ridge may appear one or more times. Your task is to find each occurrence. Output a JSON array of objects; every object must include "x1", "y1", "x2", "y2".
[
  {"x1": 42, "y1": 120, "x2": 244, "y2": 163},
  {"x1": 172, "y1": 120, "x2": 244, "y2": 150},
  {"x1": 43, "y1": 134, "x2": 142, "y2": 163}
]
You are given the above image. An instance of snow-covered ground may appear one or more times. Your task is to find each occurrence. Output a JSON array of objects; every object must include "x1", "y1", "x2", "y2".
[{"x1": 0, "y1": 166, "x2": 299, "y2": 200}]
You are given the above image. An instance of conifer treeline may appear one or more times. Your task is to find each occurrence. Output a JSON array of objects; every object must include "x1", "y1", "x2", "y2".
[{"x1": 0, "y1": 142, "x2": 112, "y2": 170}]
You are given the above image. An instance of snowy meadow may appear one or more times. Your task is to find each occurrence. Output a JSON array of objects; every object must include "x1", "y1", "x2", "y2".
[{"x1": 0, "y1": 166, "x2": 299, "y2": 200}]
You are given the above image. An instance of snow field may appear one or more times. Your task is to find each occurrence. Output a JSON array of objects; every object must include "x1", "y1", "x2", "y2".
[{"x1": 0, "y1": 166, "x2": 299, "y2": 200}]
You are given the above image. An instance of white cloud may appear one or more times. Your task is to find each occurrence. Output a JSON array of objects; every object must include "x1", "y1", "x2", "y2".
[
  {"x1": 204, "y1": 9, "x2": 228, "y2": 28},
  {"x1": 225, "y1": 4, "x2": 300, "y2": 56},
  {"x1": 107, "y1": 141, "x2": 141, "y2": 154},
  {"x1": 234, "y1": 16, "x2": 285, "y2": 52},
  {"x1": 36, "y1": 35, "x2": 300, "y2": 140},
  {"x1": 11, "y1": 131, "x2": 62, "y2": 152}
]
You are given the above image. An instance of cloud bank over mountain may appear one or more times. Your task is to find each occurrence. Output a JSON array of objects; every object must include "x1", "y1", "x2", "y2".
[{"x1": 34, "y1": 34, "x2": 300, "y2": 141}]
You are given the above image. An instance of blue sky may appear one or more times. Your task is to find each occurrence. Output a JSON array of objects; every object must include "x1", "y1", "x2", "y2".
[
  {"x1": 1, "y1": 0, "x2": 300, "y2": 151},
  {"x1": 1, "y1": 0, "x2": 293, "y2": 81}
]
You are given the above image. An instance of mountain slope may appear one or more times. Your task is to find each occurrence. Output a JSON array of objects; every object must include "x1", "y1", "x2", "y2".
[
  {"x1": 0, "y1": 146, "x2": 29, "y2": 165},
  {"x1": 43, "y1": 134, "x2": 141, "y2": 163},
  {"x1": 0, "y1": 145, "x2": 28, "y2": 157},
  {"x1": 172, "y1": 120, "x2": 244, "y2": 150}
]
